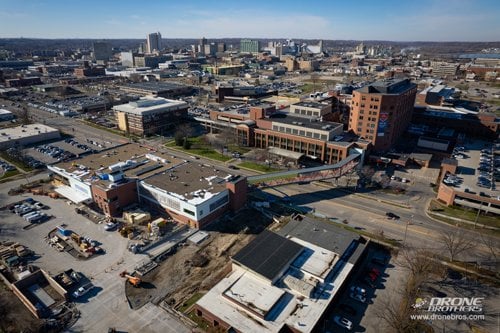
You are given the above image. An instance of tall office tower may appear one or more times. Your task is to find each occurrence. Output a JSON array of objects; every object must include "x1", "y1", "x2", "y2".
[
  {"x1": 198, "y1": 37, "x2": 208, "y2": 54},
  {"x1": 240, "y1": 39, "x2": 260, "y2": 54},
  {"x1": 217, "y1": 42, "x2": 226, "y2": 53},
  {"x1": 349, "y1": 78, "x2": 417, "y2": 151},
  {"x1": 146, "y1": 32, "x2": 162, "y2": 53},
  {"x1": 92, "y1": 41, "x2": 112, "y2": 61}
]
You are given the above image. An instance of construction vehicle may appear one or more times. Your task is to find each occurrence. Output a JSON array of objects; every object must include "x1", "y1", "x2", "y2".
[{"x1": 119, "y1": 270, "x2": 141, "y2": 287}]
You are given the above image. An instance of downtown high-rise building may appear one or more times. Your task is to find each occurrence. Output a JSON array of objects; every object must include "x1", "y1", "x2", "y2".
[
  {"x1": 92, "y1": 41, "x2": 112, "y2": 61},
  {"x1": 146, "y1": 32, "x2": 162, "y2": 53},
  {"x1": 240, "y1": 39, "x2": 260, "y2": 54}
]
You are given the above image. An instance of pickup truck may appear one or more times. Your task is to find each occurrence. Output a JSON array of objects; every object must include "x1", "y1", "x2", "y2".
[{"x1": 72, "y1": 283, "x2": 93, "y2": 298}]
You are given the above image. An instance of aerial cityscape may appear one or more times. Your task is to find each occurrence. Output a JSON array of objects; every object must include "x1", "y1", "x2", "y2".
[{"x1": 0, "y1": 1, "x2": 499, "y2": 333}]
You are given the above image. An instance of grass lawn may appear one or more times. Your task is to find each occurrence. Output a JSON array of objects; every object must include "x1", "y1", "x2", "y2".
[
  {"x1": 238, "y1": 161, "x2": 279, "y2": 173},
  {"x1": 0, "y1": 152, "x2": 32, "y2": 172},
  {"x1": 227, "y1": 144, "x2": 250, "y2": 154},
  {"x1": 429, "y1": 200, "x2": 500, "y2": 228},
  {"x1": 300, "y1": 83, "x2": 315, "y2": 94},
  {"x1": 178, "y1": 293, "x2": 204, "y2": 313},
  {"x1": 0, "y1": 169, "x2": 20, "y2": 180},
  {"x1": 166, "y1": 137, "x2": 231, "y2": 162}
]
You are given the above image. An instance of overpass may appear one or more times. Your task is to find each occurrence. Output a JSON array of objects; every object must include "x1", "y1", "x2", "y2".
[{"x1": 248, "y1": 153, "x2": 361, "y2": 188}]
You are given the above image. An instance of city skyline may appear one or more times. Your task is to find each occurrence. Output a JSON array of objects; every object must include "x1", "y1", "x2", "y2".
[{"x1": 0, "y1": 0, "x2": 499, "y2": 41}]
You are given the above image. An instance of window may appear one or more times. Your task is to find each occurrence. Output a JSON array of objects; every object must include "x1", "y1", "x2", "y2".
[
  {"x1": 209, "y1": 195, "x2": 229, "y2": 212},
  {"x1": 183, "y1": 208, "x2": 195, "y2": 216}
]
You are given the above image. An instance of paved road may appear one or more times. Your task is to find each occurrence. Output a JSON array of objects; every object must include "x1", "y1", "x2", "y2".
[{"x1": 264, "y1": 182, "x2": 499, "y2": 263}]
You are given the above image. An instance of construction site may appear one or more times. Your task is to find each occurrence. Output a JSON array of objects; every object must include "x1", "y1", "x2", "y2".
[{"x1": 121, "y1": 207, "x2": 273, "y2": 316}]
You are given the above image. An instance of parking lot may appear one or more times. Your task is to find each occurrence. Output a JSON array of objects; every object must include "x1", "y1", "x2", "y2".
[
  {"x1": 451, "y1": 140, "x2": 499, "y2": 196},
  {"x1": 0, "y1": 179, "x2": 189, "y2": 332},
  {"x1": 324, "y1": 246, "x2": 404, "y2": 332}
]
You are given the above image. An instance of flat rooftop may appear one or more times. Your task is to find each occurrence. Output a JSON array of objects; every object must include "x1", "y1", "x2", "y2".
[
  {"x1": 122, "y1": 81, "x2": 189, "y2": 92},
  {"x1": 223, "y1": 272, "x2": 286, "y2": 318},
  {"x1": 270, "y1": 114, "x2": 342, "y2": 131},
  {"x1": 289, "y1": 237, "x2": 339, "y2": 283},
  {"x1": 53, "y1": 144, "x2": 184, "y2": 185},
  {"x1": 357, "y1": 78, "x2": 416, "y2": 94},
  {"x1": 293, "y1": 101, "x2": 329, "y2": 109},
  {"x1": 0, "y1": 124, "x2": 59, "y2": 142},
  {"x1": 142, "y1": 161, "x2": 237, "y2": 202},
  {"x1": 197, "y1": 236, "x2": 355, "y2": 333},
  {"x1": 113, "y1": 97, "x2": 187, "y2": 115},
  {"x1": 276, "y1": 216, "x2": 367, "y2": 265},
  {"x1": 232, "y1": 230, "x2": 304, "y2": 282}
]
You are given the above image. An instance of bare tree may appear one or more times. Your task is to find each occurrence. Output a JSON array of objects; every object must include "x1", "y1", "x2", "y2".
[
  {"x1": 396, "y1": 248, "x2": 438, "y2": 286},
  {"x1": 217, "y1": 126, "x2": 236, "y2": 148},
  {"x1": 309, "y1": 72, "x2": 320, "y2": 93},
  {"x1": 439, "y1": 229, "x2": 475, "y2": 262},
  {"x1": 21, "y1": 106, "x2": 29, "y2": 125},
  {"x1": 479, "y1": 233, "x2": 499, "y2": 261},
  {"x1": 375, "y1": 293, "x2": 420, "y2": 333}
]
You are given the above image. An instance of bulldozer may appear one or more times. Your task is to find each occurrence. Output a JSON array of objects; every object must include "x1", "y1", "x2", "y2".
[{"x1": 119, "y1": 270, "x2": 141, "y2": 287}]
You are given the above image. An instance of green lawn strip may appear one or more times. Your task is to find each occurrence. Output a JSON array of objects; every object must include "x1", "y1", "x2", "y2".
[
  {"x1": 177, "y1": 293, "x2": 205, "y2": 313},
  {"x1": 238, "y1": 161, "x2": 280, "y2": 173},
  {"x1": 429, "y1": 200, "x2": 500, "y2": 228},
  {"x1": 227, "y1": 144, "x2": 251, "y2": 154},
  {"x1": 0, "y1": 152, "x2": 31, "y2": 172},
  {"x1": 0, "y1": 169, "x2": 20, "y2": 180},
  {"x1": 167, "y1": 137, "x2": 231, "y2": 162}
]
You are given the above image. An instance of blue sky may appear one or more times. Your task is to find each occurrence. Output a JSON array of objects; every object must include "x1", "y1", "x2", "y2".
[{"x1": 0, "y1": 0, "x2": 499, "y2": 41}]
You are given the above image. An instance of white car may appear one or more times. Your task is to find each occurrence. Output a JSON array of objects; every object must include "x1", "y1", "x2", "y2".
[
  {"x1": 72, "y1": 284, "x2": 93, "y2": 298},
  {"x1": 333, "y1": 315, "x2": 353, "y2": 330},
  {"x1": 350, "y1": 286, "x2": 367, "y2": 296},
  {"x1": 350, "y1": 292, "x2": 366, "y2": 303},
  {"x1": 104, "y1": 222, "x2": 118, "y2": 231}
]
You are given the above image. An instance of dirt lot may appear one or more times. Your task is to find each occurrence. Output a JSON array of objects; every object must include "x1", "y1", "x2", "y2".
[
  {"x1": 0, "y1": 280, "x2": 46, "y2": 333},
  {"x1": 125, "y1": 208, "x2": 271, "y2": 311}
]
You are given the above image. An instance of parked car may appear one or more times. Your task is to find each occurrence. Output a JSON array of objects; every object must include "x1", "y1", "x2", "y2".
[
  {"x1": 72, "y1": 283, "x2": 93, "y2": 298},
  {"x1": 350, "y1": 286, "x2": 367, "y2": 296},
  {"x1": 104, "y1": 222, "x2": 118, "y2": 231},
  {"x1": 350, "y1": 292, "x2": 366, "y2": 303},
  {"x1": 33, "y1": 202, "x2": 45, "y2": 209},
  {"x1": 333, "y1": 315, "x2": 353, "y2": 331},
  {"x1": 371, "y1": 256, "x2": 387, "y2": 266}
]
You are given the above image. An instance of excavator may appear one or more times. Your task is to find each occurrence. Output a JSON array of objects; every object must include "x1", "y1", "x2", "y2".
[{"x1": 119, "y1": 270, "x2": 141, "y2": 287}]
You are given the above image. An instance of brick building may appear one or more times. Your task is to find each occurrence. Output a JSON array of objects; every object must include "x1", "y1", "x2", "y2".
[{"x1": 349, "y1": 78, "x2": 417, "y2": 151}]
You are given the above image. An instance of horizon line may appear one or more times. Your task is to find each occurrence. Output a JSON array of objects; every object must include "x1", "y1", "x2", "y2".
[{"x1": 1, "y1": 36, "x2": 500, "y2": 43}]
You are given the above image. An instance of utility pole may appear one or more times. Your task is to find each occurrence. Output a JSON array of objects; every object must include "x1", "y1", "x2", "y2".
[
  {"x1": 474, "y1": 201, "x2": 483, "y2": 229},
  {"x1": 403, "y1": 215, "x2": 413, "y2": 246}
]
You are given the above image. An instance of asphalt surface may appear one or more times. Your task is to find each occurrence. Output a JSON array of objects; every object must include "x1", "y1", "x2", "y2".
[{"x1": 264, "y1": 182, "x2": 499, "y2": 263}]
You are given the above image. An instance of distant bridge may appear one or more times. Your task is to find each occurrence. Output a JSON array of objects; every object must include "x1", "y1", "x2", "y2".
[{"x1": 247, "y1": 154, "x2": 361, "y2": 188}]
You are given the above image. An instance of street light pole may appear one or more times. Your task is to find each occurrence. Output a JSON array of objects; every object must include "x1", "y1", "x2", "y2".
[
  {"x1": 474, "y1": 201, "x2": 482, "y2": 229},
  {"x1": 403, "y1": 215, "x2": 413, "y2": 246}
]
